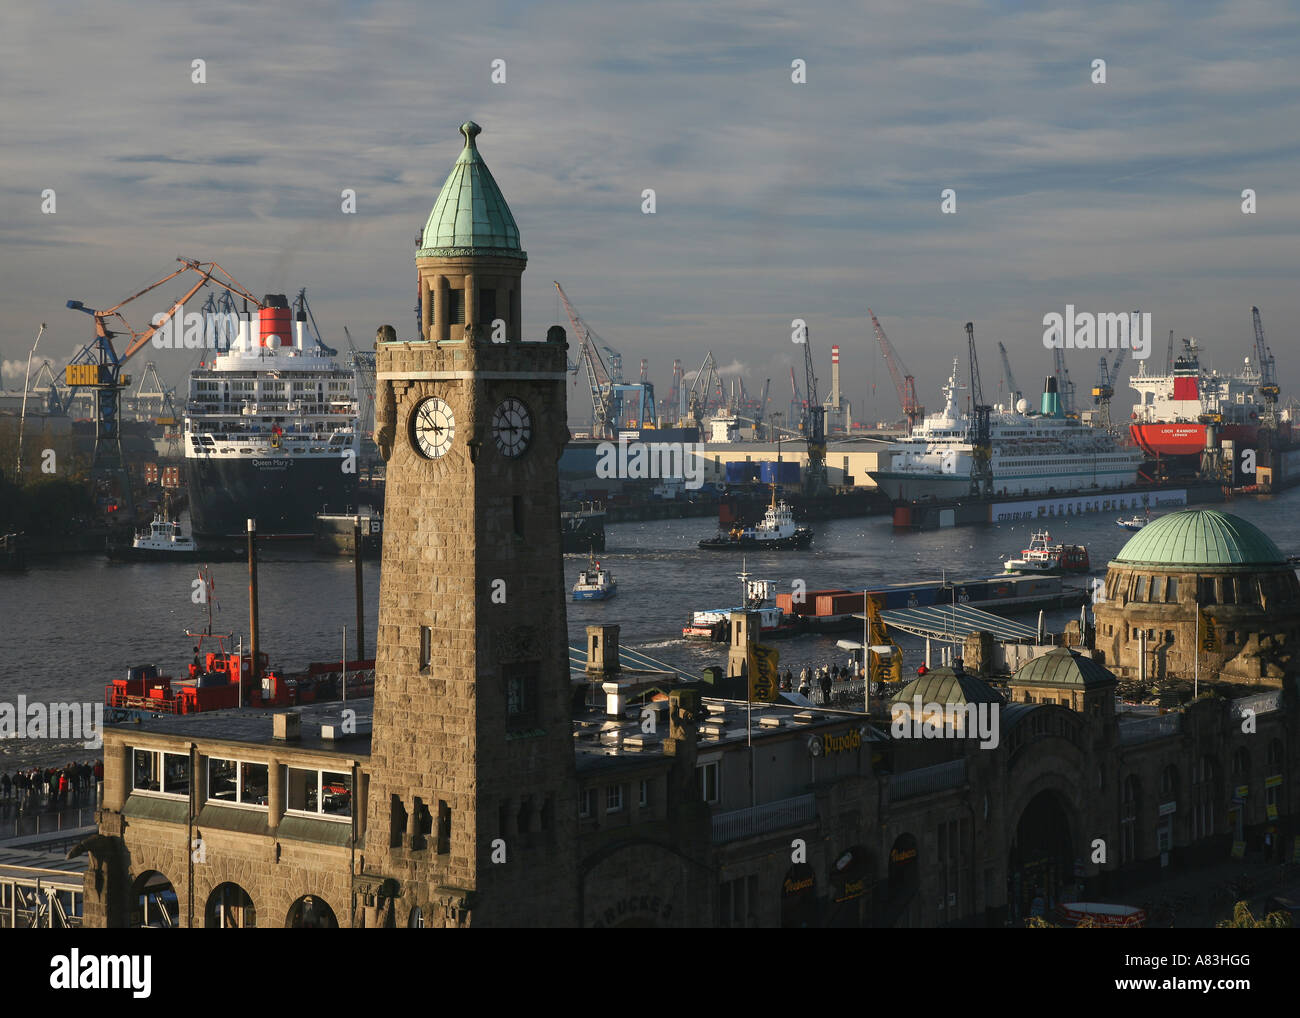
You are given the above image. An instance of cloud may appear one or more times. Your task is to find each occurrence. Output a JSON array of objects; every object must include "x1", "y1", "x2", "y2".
[{"x1": 0, "y1": 0, "x2": 1297, "y2": 417}]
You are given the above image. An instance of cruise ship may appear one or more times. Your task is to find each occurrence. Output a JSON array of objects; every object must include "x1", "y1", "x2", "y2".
[
  {"x1": 869, "y1": 360, "x2": 1145, "y2": 501},
  {"x1": 184, "y1": 295, "x2": 360, "y2": 538}
]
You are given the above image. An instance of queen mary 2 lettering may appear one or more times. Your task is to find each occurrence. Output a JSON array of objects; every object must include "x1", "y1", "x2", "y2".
[{"x1": 184, "y1": 293, "x2": 360, "y2": 538}]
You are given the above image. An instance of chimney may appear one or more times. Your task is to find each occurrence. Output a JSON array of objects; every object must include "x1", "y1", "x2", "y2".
[
  {"x1": 831, "y1": 345, "x2": 841, "y2": 410},
  {"x1": 273, "y1": 711, "x2": 301, "y2": 741}
]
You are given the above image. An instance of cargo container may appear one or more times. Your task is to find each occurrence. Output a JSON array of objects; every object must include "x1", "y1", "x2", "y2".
[{"x1": 759, "y1": 461, "x2": 801, "y2": 485}]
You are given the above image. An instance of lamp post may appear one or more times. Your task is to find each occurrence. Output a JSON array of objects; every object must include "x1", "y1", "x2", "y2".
[{"x1": 15, "y1": 323, "x2": 46, "y2": 483}]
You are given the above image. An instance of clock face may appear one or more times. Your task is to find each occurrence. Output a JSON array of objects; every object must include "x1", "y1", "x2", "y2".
[
  {"x1": 491, "y1": 397, "x2": 532, "y2": 458},
  {"x1": 411, "y1": 397, "x2": 455, "y2": 459}
]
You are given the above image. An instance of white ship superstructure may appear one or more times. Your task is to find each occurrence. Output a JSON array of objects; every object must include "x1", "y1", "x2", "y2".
[
  {"x1": 184, "y1": 295, "x2": 360, "y2": 537},
  {"x1": 870, "y1": 359, "x2": 1145, "y2": 501}
]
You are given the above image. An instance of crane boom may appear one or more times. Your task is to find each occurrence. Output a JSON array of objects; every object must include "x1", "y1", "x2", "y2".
[
  {"x1": 1252, "y1": 306, "x2": 1279, "y2": 401},
  {"x1": 867, "y1": 307, "x2": 923, "y2": 429},
  {"x1": 554, "y1": 281, "x2": 617, "y2": 435},
  {"x1": 996, "y1": 341, "x2": 1020, "y2": 402}
]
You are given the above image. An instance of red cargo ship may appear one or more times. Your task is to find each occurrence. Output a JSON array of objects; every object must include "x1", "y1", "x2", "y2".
[{"x1": 1129, "y1": 338, "x2": 1263, "y2": 458}]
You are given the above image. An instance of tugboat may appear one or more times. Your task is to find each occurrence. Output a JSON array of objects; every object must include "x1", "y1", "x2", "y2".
[
  {"x1": 571, "y1": 552, "x2": 618, "y2": 601},
  {"x1": 699, "y1": 488, "x2": 813, "y2": 550},
  {"x1": 1116, "y1": 508, "x2": 1156, "y2": 531},
  {"x1": 1002, "y1": 530, "x2": 1090, "y2": 574},
  {"x1": 107, "y1": 511, "x2": 242, "y2": 562},
  {"x1": 681, "y1": 562, "x2": 802, "y2": 640}
]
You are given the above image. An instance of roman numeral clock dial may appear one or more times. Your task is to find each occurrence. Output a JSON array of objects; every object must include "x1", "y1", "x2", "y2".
[
  {"x1": 492, "y1": 397, "x2": 532, "y2": 458},
  {"x1": 411, "y1": 397, "x2": 455, "y2": 459}
]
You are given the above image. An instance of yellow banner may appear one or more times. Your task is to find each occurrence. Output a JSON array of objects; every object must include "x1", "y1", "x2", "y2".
[
  {"x1": 748, "y1": 644, "x2": 780, "y2": 703},
  {"x1": 1199, "y1": 607, "x2": 1221, "y2": 653}
]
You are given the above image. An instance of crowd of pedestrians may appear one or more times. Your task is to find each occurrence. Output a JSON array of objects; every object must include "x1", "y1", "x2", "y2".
[
  {"x1": 0, "y1": 760, "x2": 102, "y2": 815},
  {"x1": 778, "y1": 661, "x2": 860, "y2": 706}
]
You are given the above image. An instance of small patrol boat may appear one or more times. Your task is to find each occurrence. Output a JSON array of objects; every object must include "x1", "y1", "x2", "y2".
[
  {"x1": 107, "y1": 512, "x2": 242, "y2": 562},
  {"x1": 572, "y1": 553, "x2": 618, "y2": 601},
  {"x1": 1002, "y1": 530, "x2": 1090, "y2": 574}
]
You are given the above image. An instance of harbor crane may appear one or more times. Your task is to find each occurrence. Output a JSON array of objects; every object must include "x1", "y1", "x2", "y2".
[
  {"x1": 965, "y1": 322, "x2": 992, "y2": 499},
  {"x1": 996, "y1": 341, "x2": 1021, "y2": 405},
  {"x1": 66, "y1": 257, "x2": 262, "y2": 523},
  {"x1": 554, "y1": 280, "x2": 616, "y2": 436},
  {"x1": 800, "y1": 327, "x2": 828, "y2": 496},
  {"x1": 1090, "y1": 315, "x2": 1137, "y2": 433},
  {"x1": 1251, "y1": 306, "x2": 1279, "y2": 410},
  {"x1": 1051, "y1": 343, "x2": 1076, "y2": 417},
  {"x1": 867, "y1": 308, "x2": 923, "y2": 432}
]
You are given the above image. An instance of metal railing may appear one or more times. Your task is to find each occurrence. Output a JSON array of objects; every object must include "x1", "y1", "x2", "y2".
[
  {"x1": 2, "y1": 806, "x2": 97, "y2": 841},
  {"x1": 1118, "y1": 712, "x2": 1183, "y2": 745},
  {"x1": 887, "y1": 759, "x2": 967, "y2": 802},
  {"x1": 711, "y1": 793, "x2": 816, "y2": 843}
]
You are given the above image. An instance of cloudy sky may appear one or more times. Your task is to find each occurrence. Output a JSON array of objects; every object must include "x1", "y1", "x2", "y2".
[{"x1": 2, "y1": 0, "x2": 1297, "y2": 425}]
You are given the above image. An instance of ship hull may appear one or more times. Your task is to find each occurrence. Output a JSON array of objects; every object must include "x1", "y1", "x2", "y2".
[
  {"x1": 186, "y1": 455, "x2": 357, "y2": 538},
  {"x1": 1129, "y1": 422, "x2": 1259, "y2": 458}
]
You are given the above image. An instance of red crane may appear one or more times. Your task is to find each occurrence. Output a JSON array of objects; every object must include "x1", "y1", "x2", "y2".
[{"x1": 867, "y1": 308, "x2": 923, "y2": 432}]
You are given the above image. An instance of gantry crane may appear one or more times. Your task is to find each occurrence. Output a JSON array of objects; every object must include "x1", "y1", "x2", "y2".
[
  {"x1": 996, "y1": 341, "x2": 1021, "y2": 405},
  {"x1": 1252, "y1": 307, "x2": 1279, "y2": 410},
  {"x1": 1051, "y1": 342, "x2": 1076, "y2": 417},
  {"x1": 554, "y1": 281, "x2": 616, "y2": 436},
  {"x1": 66, "y1": 258, "x2": 262, "y2": 522},
  {"x1": 965, "y1": 322, "x2": 992, "y2": 499},
  {"x1": 801, "y1": 327, "x2": 828, "y2": 495},
  {"x1": 867, "y1": 308, "x2": 923, "y2": 432},
  {"x1": 1091, "y1": 324, "x2": 1134, "y2": 433}
]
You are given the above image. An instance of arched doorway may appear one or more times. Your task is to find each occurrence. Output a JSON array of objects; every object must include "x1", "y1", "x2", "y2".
[
  {"x1": 130, "y1": 870, "x2": 178, "y2": 928},
  {"x1": 828, "y1": 845, "x2": 870, "y2": 928},
  {"x1": 205, "y1": 882, "x2": 256, "y2": 928},
  {"x1": 883, "y1": 833, "x2": 919, "y2": 927},
  {"x1": 1009, "y1": 790, "x2": 1075, "y2": 924},
  {"x1": 780, "y1": 863, "x2": 818, "y2": 928},
  {"x1": 286, "y1": 895, "x2": 338, "y2": 928}
]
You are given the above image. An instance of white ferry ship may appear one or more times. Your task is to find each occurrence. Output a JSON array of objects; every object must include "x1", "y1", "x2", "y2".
[
  {"x1": 869, "y1": 360, "x2": 1145, "y2": 502},
  {"x1": 184, "y1": 295, "x2": 360, "y2": 537}
]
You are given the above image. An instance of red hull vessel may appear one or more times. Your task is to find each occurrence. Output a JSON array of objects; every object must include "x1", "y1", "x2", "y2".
[{"x1": 1129, "y1": 422, "x2": 1259, "y2": 458}]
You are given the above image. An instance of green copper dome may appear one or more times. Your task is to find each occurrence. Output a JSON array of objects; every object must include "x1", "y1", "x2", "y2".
[
  {"x1": 418, "y1": 122, "x2": 525, "y2": 261},
  {"x1": 1114, "y1": 509, "x2": 1283, "y2": 568},
  {"x1": 1012, "y1": 647, "x2": 1116, "y2": 689}
]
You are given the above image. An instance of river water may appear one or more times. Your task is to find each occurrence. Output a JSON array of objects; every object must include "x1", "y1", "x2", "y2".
[{"x1": 3, "y1": 491, "x2": 1299, "y2": 768}]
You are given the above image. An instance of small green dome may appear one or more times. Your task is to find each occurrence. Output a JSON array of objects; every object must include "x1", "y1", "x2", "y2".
[
  {"x1": 418, "y1": 122, "x2": 525, "y2": 261},
  {"x1": 1114, "y1": 509, "x2": 1283, "y2": 568},
  {"x1": 1011, "y1": 647, "x2": 1116, "y2": 689},
  {"x1": 890, "y1": 665, "x2": 1003, "y2": 707}
]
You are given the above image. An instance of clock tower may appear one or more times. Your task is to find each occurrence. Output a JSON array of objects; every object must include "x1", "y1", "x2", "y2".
[{"x1": 362, "y1": 122, "x2": 578, "y2": 927}]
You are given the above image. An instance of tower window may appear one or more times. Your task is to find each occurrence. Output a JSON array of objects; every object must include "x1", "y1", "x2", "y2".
[
  {"x1": 448, "y1": 289, "x2": 466, "y2": 325},
  {"x1": 389, "y1": 795, "x2": 408, "y2": 849},
  {"x1": 437, "y1": 800, "x2": 451, "y2": 854},
  {"x1": 413, "y1": 797, "x2": 433, "y2": 851},
  {"x1": 541, "y1": 794, "x2": 554, "y2": 831},
  {"x1": 419, "y1": 626, "x2": 432, "y2": 670},
  {"x1": 479, "y1": 289, "x2": 497, "y2": 327},
  {"x1": 506, "y1": 663, "x2": 539, "y2": 727}
]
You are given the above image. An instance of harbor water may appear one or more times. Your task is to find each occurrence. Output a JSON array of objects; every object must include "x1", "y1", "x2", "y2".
[{"x1": 3, "y1": 490, "x2": 1299, "y2": 768}]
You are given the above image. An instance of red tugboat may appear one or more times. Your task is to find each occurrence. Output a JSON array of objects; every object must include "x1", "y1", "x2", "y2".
[
  {"x1": 104, "y1": 567, "x2": 374, "y2": 718},
  {"x1": 1002, "y1": 530, "x2": 1090, "y2": 574}
]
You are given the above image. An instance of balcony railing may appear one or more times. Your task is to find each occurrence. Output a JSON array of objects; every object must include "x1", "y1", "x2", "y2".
[
  {"x1": 886, "y1": 759, "x2": 967, "y2": 802},
  {"x1": 711, "y1": 793, "x2": 816, "y2": 844},
  {"x1": 1118, "y1": 712, "x2": 1182, "y2": 745}
]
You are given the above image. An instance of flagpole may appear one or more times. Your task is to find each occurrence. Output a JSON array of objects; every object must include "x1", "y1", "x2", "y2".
[{"x1": 1194, "y1": 597, "x2": 1199, "y2": 700}]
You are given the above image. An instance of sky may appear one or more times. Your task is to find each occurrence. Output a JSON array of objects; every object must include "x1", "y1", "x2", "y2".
[{"x1": 2, "y1": 0, "x2": 1297, "y2": 426}]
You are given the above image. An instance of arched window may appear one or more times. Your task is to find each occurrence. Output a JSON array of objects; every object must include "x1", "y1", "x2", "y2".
[{"x1": 1232, "y1": 747, "x2": 1250, "y2": 782}]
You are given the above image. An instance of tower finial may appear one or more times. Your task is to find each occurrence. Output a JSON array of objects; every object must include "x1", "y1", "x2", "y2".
[{"x1": 460, "y1": 121, "x2": 481, "y2": 148}]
